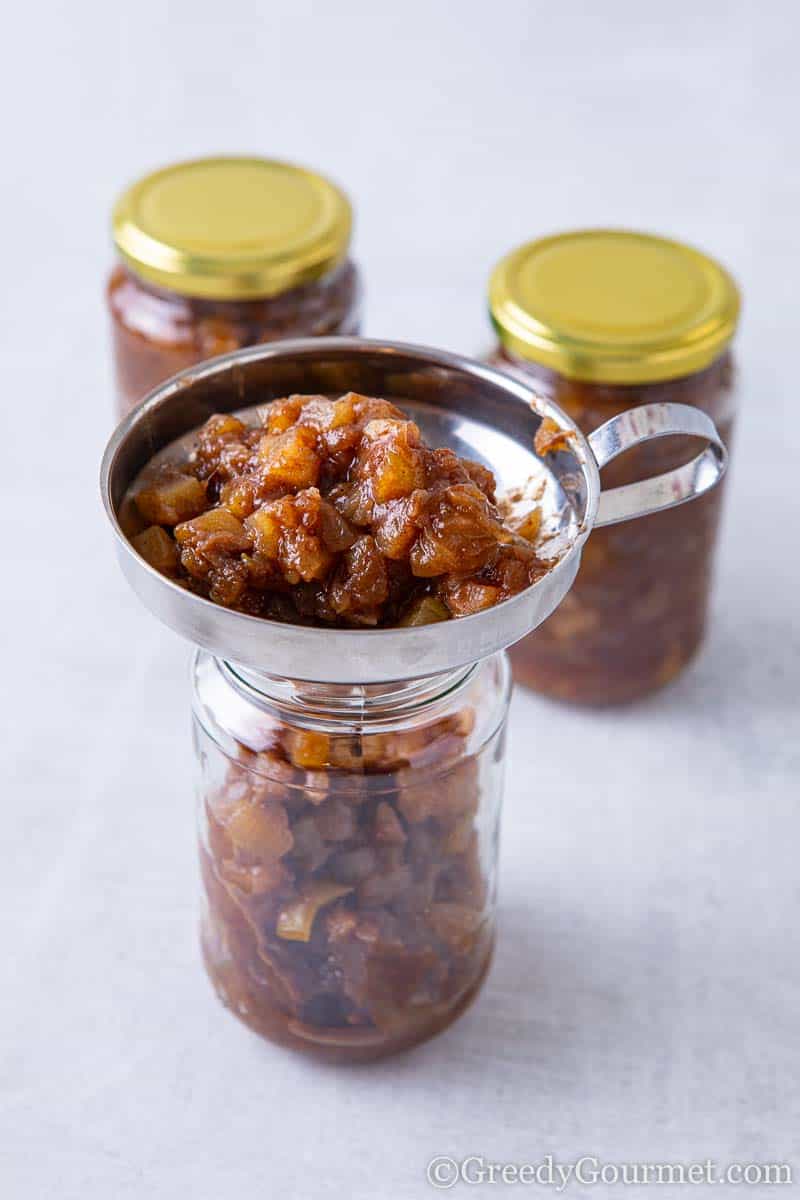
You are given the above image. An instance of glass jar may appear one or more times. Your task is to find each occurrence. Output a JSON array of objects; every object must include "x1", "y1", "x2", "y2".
[
  {"x1": 488, "y1": 230, "x2": 740, "y2": 705},
  {"x1": 107, "y1": 157, "x2": 361, "y2": 417},
  {"x1": 192, "y1": 650, "x2": 511, "y2": 1063}
]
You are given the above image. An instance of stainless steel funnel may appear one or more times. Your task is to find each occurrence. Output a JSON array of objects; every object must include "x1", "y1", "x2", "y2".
[{"x1": 100, "y1": 338, "x2": 726, "y2": 683}]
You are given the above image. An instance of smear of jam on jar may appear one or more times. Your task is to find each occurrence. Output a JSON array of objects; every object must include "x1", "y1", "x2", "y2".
[{"x1": 124, "y1": 392, "x2": 550, "y2": 626}]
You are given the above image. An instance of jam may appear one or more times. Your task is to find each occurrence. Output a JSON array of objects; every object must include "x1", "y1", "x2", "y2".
[
  {"x1": 195, "y1": 653, "x2": 508, "y2": 1062},
  {"x1": 125, "y1": 392, "x2": 549, "y2": 626},
  {"x1": 108, "y1": 261, "x2": 360, "y2": 416}
]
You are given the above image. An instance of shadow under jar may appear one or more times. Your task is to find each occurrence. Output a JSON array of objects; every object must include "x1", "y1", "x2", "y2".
[
  {"x1": 194, "y1": 654, "x2": 509, "y2": 1063},
  {"x1": 488, "y1": 230, "x2": 740, "y2": 705},
  {"x1": 107, "y1": 157, "x2": 361, "y2": 417}
]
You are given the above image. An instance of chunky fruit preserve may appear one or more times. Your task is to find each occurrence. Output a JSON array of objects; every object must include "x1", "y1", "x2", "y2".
[
  {"x1": 108, "y1": 262, "x2": 360, "y2": 416},
  {"x1": 125, "y1": 392, "x2": 549, "y2": 627},
  {"x1": 194, "y1": 650, "x2": 508, "y2": 1061}
]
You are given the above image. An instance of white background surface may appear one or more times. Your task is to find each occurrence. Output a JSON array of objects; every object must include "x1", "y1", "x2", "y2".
[{"x1": 2, "y1": 2, "x2": 798, "y2": 1197}]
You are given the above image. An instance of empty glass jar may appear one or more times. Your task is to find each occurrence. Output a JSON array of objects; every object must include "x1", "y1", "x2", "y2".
[
  {"x1": 488, "y1": 230, "x2": 740, "y2": 705},
  {"x1": 193, "y1": 651, "x2": 510, "y2": 1062},
  {"x1": 107, "y1": 157, "x2": 361, "y2": 416}
]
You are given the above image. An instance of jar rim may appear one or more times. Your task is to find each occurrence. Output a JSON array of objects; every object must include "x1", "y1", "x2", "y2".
[
  {"x1": 489, "y1": 229, "x2": 740, "y2": 384},
  {"x1": 191, "y1": 651, "x2": 511, "y2": 787},
  {"x1": 222, "y1": 660, "x2": 480, "y2": 726},
  {"x1": 112, "y1": 156, "x2": 352, "y2": 300}
]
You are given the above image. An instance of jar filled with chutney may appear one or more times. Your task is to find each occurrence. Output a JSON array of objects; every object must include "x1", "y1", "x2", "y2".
[
  {"x1": 107, "y1": 156, "x2": 361, "y2": 416},
  {"x1": 488, "y1": 229, "x2": 740, "y2": 705}
]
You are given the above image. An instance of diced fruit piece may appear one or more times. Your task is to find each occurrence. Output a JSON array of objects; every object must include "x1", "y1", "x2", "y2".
[
  {"x1": 201, "y1": 414, "x2": 247, "y2": 440},
  {"x1": 286, "y1": 729, "x2": 330, "y2": 770},
  {"x1": 220, "y1": 858, "x2": 287, "y2": 895},
  {"x1": 219, "y1": 476, "x2": 258, "y2": 520},
  {"x1": 359, "y1": 419, "x2": 426, "y2": 503},
  {"x1": 280, "y1": 528, "x2": 333, "y2": 584},
  {"x1": 438, "y1": 578, "x2": 503, "y2": 617},
  {"x1": 328, "y1": 535, "x2": 388, "y2": 621},
  {"x1": 293, "y1": 395, "x2": 339, "y2": 429},
  {"x1": 314, "y1": 799, "x2": 357, "y2": 843},
  {"x1": 329, "y1": 847, "x2": 378, "y2": 884},
  {"x1": 225, "y1": 799, "x2": 293, "y2": 859},
  {"x1": 132, "y1": 525, "x2": 180, "y2": 573},
  {"x1": 374, "y1": 802, "x2": 406, "y2": 844},
  {"x1": 258, "y1": 424, "x2": 321, "y2": 489},
  {"x1": 118, "y1": 493, "x2": 148, "y2": 538},
  {"x1": 463, "y1": 458, "x2": 496, "y2": 499},
  {"x1": 207, "y1": 559, "x2": 249, "y2": 606},
  {"x1": 328, "y1": 394, "x2": 358, "y2": 429},
  {"x1": 246, "y1": 491, "x2": 344, "y2": 584},
  {"x1": 190, "y1": 414, "x2": 254, "y2": 482},
  {"x1": 289, "y1": 817, "x2": 331, "y2": 873},
  {"x1": 397, "y1": 758, "x2": 479, "y2": 823},
  {"x1": 245, "y1": 507, "x2": 282, "y2": 559},
  {"x1": 276, "y1": 881, "x2": 353, "y2": 942},
  {"x1": 358, "y1": 865, "x2": 413, "y2": 907},
  {"x1": 442, "y1": 813, "x2": 474, "y2": 855},
  {"x1": 409, "y1": 484, "x2": 503, "y2": 577},
  {"x1": 428, "y1": 902, "x2": 483, "y2": 954},
  {"x1": 174, "y1": 508, "x2": 252, "y2": 555},
  {"x1": 264, "y1": 395, "x2": 319, "y2": 433},
  {"x1": 398, "y1": 596, "x2": 450, "y2": 626},
  {"x1": 135, "y1": 472, "x2": 206, "y2": 525},
  {"x1": 373, "y1": 492, "x2": 427, "y2": 560},
  {"x1": 317, "y1": 501, "x2": 356, "y2": 552}
]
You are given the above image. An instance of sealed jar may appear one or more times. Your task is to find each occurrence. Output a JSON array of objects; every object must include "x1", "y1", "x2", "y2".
[
  {"x1": 488, "y1": 230, "x2": 740, "y2": 705},
  {"x1": 107, "y1": 157, "x2": 361, "y2": 416},
  {"x1": 194, "y1": 653, "x2": 509, "y2": 1062}
]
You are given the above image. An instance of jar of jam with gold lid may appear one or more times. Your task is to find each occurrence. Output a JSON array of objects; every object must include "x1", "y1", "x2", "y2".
[
  {"x1": 488, "y1": 229, "x2": 740, "y2": 705},
  {"x1": 107, "y1": 156, "x2": 361, "y2": 416}
]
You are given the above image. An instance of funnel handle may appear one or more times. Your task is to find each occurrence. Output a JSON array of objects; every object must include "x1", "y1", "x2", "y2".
[{"x1": 588, "y1": 402, "x2": 727, "y2": 528}]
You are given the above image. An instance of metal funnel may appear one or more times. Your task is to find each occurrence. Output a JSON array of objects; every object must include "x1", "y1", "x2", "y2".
[{"x1": 100, "y1": 338, "x2": 726, "y2": 683}]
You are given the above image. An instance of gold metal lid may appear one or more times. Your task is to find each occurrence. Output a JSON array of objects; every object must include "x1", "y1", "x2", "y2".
[
  {"x1": 489, "y1": 229, "x2": 740, "y2": 384},
  {"x1": 112, "y1": 156, "x2": 353, "y2": 300}
]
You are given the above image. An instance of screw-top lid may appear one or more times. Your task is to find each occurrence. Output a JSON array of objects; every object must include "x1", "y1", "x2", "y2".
[
  {"x1": 112, "y1": 156, "x2": 352, "y2": 300},
  {"x1": 489, "y1": 229, "x2": 740, "y2": 384}
]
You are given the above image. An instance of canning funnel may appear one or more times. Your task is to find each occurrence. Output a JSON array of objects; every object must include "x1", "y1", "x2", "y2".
[{"x1": 100, "y1": 338, "x2": 727, "y2": 683}]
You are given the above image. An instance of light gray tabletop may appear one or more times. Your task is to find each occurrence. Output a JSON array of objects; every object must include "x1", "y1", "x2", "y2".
[{"x1": 2, "y1": 2, "x2": 798, "y2": 1197}]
